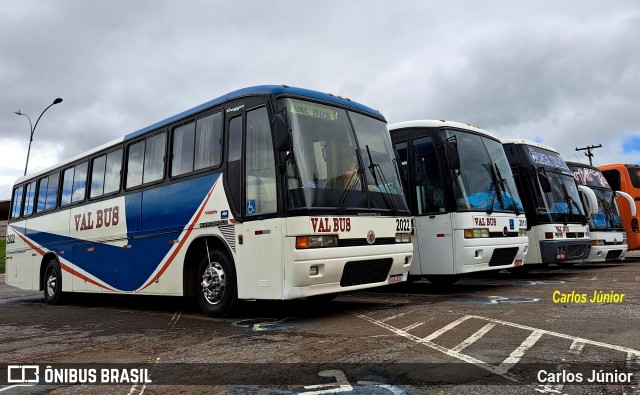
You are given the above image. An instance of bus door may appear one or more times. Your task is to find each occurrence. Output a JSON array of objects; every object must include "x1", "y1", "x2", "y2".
[
  {"x1": 225, "y1": 102, "x2": 283, "y2": 299},
  {"x1": 411, "y1": 136, "x2": 454, "y2": 275}
]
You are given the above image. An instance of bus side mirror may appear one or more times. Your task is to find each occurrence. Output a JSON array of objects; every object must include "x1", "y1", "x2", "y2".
[
  {"x1": 274, "y1": 113, "x2": 291, "y2": 152},
  {"x1": 443, "y1": 141, "x2": 460, "y2": 170},
  {"x1": 578, "y1": 185, "x2": 598, "y2": 216}
]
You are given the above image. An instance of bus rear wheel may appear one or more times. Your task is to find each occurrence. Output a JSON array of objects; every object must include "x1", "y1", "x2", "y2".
[
  {"x1": 196, "y1": 251, "x2": 236, "y2": 317},
  {"x1": 43, "y1": 259, "x2": 64, "y2": 305}
]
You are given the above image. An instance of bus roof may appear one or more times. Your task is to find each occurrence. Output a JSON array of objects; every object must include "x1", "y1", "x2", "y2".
[
  {"x1": 501, "y1": 138, "x2": 560, "y2": 154},
  {"x1": 15, "y1": 85, "x2": 382, "y2": 185},
  {"x1": 388, "y1": 120, "x2": 497, "y2": 139}
]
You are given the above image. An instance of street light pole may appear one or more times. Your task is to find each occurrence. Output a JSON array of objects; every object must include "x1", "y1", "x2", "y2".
[{"x1": 14, "y1": 97, "x2": 63, "y2": 176}]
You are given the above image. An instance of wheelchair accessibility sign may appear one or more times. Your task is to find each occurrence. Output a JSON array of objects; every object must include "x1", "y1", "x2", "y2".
[{"x1": 246, "y1": 200, "x2": 256, "y2": 214}]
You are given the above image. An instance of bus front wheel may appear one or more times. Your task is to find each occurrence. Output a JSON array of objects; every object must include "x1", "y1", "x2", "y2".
[
  {"x1": 196, "y1": 251, "x2": 236, "y2": 317},
  {"x1": 43, "y1": 259, "x2": 64, "y2": 305}
]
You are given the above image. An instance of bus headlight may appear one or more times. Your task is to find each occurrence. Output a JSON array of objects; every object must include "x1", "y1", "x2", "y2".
[
  {"x1": 591, "y1": 240, "x2": 605, "y2": 246},
  {"x1": 395, "y1": 233, "x2": 411, "y2": 243},
  {"x1": 464, "y1": 228, "x2": 489, "y2": 238},
  {"x1": 518, "y1": 229, "x2": 527, "y2": 237},
  {"x1": 296, "y1": 235, "x2": 339, "y2": 249}
]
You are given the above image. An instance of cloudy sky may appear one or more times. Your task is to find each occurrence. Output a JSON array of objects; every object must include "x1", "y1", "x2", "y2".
[{"x1": 1, "y1": 0, "x2": 639, "y2": 200}]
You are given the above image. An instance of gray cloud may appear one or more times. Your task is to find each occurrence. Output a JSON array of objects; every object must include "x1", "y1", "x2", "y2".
[{"x1": 1, "y1": 0, "x2": 639, "y2": 199}]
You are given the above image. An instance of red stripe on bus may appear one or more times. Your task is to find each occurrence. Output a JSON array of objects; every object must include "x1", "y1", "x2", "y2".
[{"x1": 139, "y1": 177, "x2": 220, "y2": 291}]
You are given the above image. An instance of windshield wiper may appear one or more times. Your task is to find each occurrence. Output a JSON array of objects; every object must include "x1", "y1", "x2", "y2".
[
  {"x1": 366, "y1": 145, "x2": 398, "y2": 215},
  {"x1": 484, "y1": 163, "x2": 503, "y2": 215},
  {"x1": 494, "y1": 164, "x2": 521, "y2": 216},
  {"x1": 337, "y1": 149, "x2": 363, "y2": 213}
]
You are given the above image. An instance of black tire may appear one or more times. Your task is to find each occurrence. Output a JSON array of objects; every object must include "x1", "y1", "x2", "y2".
[
  {"x1": 307, "y1": 293, "x2": 338, "y2": 303},
  {"x1": 43, "y1": 259, "x2": 64, "y2": 305},
  {"x1": 196, "y1": 251, "x2": 236, "y2": 317},
  {"x1": 425, "y1": 275, "x2": 459, "y2": 286}
]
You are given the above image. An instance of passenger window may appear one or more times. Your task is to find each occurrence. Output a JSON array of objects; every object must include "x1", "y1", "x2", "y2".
[
  {"x1": 227, "y1": 116, "x2": 243, "y2": 215},
  {"x1": 91, "y1": 149, "x2": 122, "y2": 197},
  {"x1": 10, "y1": 186, "x2": 23, "y2": 219},
  {"x1": 143, "y1": 133, "x2": 166, "y2": 184},
  {"x1": 23, "y1": 182, "x2": 36, "y2": 216},
  {"x1": 195, "y1": 113, "x2": 223, "y2": 170},
  {"x1": 245, "y1": 107, "x2": 276, "y2": 215},
  {"x1": 172, "y1": 123, "x2": 196, "y2": 177},
  {"x1": 394, "y1": 141, "x2": 409, "y2": 194},
  {"x1": 72, "y1": 162, "x2": 88, "y2": 202},
  {"x1": 127, "y1": 141, "x2": 145, "y2": 188},
  {"x1": 61, "y1": 167, "x2": 74, "y2": 206},
  {"x1": 36, "y1": 173, "x2": 59, "y2": 212}
]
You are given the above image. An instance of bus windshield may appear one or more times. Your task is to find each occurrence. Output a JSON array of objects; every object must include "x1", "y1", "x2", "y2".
[
  {"x1": 442, "y1": 130, "x2": 524, "y2": 213},
  {"x1": 282, "y1": 98, "x2": 406, "y2": 212},
  {"x1": 590, "y1": 188, "x2": 623, "y2": 230},
  {"x1": 535, "y1": 172, "x2": 586, "y2": 224}
]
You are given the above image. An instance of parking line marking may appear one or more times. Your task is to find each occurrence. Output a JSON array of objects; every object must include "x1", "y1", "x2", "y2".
[
  {"x1": 467, "y1": 315, "x2": 640, "y2": 356},
  {"x1": 422, "y1": 315, "x2": 471, "y2": 342},
  {"x1": 627, "y1": 352, "x2": 640, "y2": 368},
  {"x1": 379, "y1": 308, "x2": 420, "y2": 323},
  {"x1": 591, "y1": 276, "x2": 598, "y2": 280},
  {"x1": 0, "y1": 385, "x2": 36, "y2": 393},
  {"x1": 353, "y1": 313, "x2": 520, "y2": 382},
  {"x1": 402, "y1": 322, "x2": 424, "y2": 332},
  {"x1": 498, "y1": 330, "x2": 544, "y2": 373},
  {"x1": 569, "y1": 340, "x2": 585, "y2": 354},
  {"x1": 636, "y1": 276, "x2": 639, "y2": 282},
  {"x1": 612, "y1": 276, "x2": 619, "y2": 282},
  {"x1": 450, "y1": 323, "x2": 496, "y2": 353}
]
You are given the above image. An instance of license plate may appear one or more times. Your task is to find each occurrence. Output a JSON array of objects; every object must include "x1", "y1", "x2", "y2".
[
  {"x1": 388, "y1": 274, "x2": 403, "y2": 284},
  {"x1": 514, "y1": 259, "x2": 523, "y2": 267},
  {"x1": 556, "y1": 252, "x2": 566, "y2": 260}
]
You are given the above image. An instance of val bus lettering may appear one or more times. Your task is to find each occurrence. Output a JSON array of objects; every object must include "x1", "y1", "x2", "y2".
[
  {"x1": 311, "y1": 217, "x2": 351, "y2": 233},
  {"x1": 474, "y1": 217, "x2": 497, "y2": 226},
  {"x1": 74, "y1": 206, "x2": 120, "y2": 232}
]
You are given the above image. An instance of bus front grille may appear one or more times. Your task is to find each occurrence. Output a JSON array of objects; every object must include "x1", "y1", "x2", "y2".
[
  {"x1": 488, "y1": 247, "x2": 519, "y2": 267},
  {"x1": 338, "y1": 237, "x2": 396, "y2": 247},
  {"x1": 340, "y1": 258, "x2": 393, "y2": 287}
]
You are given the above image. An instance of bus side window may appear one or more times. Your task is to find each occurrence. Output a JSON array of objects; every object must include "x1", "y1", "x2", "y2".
[
  {"x1": 143, "y1": 133, "x2": 166, "y2": 184},
  {"x1": 245, "y1": 106, "x2": 276, "y2": 216},
  {"x1": 172, "y1": 122, "x2": 196, "y2": 177},
  {"x1": 72, "y1": 162, "x2": 88, "y2": 203},
  {"x1": 36, "y1": 177, "x2": 49, "y2": 212},
  {"x1": 602, "y1": 169, "x2": 621, "y2": 191},
  {"x1": 104, "y1": 149, "x2": 123, "y2": 194},
  {"x1": 127, "y1": 141, "x2": 145, "y2": 189},
  {"x1": 23, "y1": 182, "x2": 36, "y2": 217},
  {"x1": 227, "y1": 116, "x2": 243, "y2": 216},
  {"x1": 10, "y1": 186, "x2": 23, "y2": 220},
  {"x1": 91, "y1": 155, "x2": 107, "y2": 198},
  {"x1": 195, "y1": 112, "x2": 223, "y2": 170},
  {"x1": 45, "y1": 172, "x2": 60, "y2": 210},
  {"x1": 393, "y1": 141, "x2": 409, "y2": 194},
  {"x1": 61, "y1": 167, "x2": 74, "y2": 206}
]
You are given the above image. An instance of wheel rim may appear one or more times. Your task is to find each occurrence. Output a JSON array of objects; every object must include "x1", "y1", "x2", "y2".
[
  {"x1": 200, "y1": 262, "x2": 226, "y2": 305},
  {"x1": 46, "y1": 270, "x2": 57, "y2": 297}
]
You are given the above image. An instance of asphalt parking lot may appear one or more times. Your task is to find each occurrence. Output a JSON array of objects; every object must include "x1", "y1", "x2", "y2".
[{"x1": 1, "y1": 255, "x2": 639, "y2": 395}]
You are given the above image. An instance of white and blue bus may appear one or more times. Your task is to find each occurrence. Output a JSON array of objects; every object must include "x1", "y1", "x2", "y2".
[
  {"x1": 389, "y1": 121, "x2": 528, "y2": 285},
  {"x1": 568, "y1": 161, "x2": 629, "y2": 262},
  {"x1": 502, "y1": 139, "x2": 592, "y2": 268},
  {"x1": 6, "y1": 85, "x2": 413, "y2": 316}
]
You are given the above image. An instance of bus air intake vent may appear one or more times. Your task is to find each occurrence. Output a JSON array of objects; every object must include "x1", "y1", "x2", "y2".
[
  {"x1": 338, "y1": 237, "x2": 396, "y2": 247},
  {"x1": 340, "y1": 258, "x2": 393, "y2": 287},
  {"x1": 605, "y1": 250, "x2": 623, "y2": 261},
  {"x1": 488, "y1": 247, "x2": 519, "y2": 267}
]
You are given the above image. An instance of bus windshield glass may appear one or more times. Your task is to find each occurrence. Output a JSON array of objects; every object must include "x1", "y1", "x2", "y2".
[
  {"x1": 282, "y1": 98, "x2": 406, "y2": 212},
  {"x1": 590, "y1": 188, "x2": 623, "y2": 230},
  {"x1": 535, "y1": 172, "x2": 586, "y2": 224},
  {"x1": 442, "y1": 130, "x2": 524, "y2": 213}
]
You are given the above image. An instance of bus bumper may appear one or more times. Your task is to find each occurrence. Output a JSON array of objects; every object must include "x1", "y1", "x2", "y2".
[
  {"x1": 284, "y1": 243, "x2": 413, "y2": 299},
  {"x1": 539, "y1": 239, "x2": 591, "y2": 264},
  {"x1": 457, "y1": 236, "x2": 529, "y2": 273},
  {"x1": 585, "y1": 245, "x2": 628, "y2": 263}
]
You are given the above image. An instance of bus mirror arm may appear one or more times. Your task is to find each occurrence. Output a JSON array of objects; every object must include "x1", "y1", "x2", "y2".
[
  {"x1": 578, "y1": 185, "x2": 599, "y2": 216},
  {"x1": 615, "y1": 190, "x2": 636, "y2": 217}
]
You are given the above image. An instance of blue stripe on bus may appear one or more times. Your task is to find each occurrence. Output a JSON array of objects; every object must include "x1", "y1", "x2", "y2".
[
  {"x1": 124, "y1": 85, "x2": 384, "y2": 141},
  {"x1": 15, "y1": 174, "x2": 220, "y2": 291}
]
